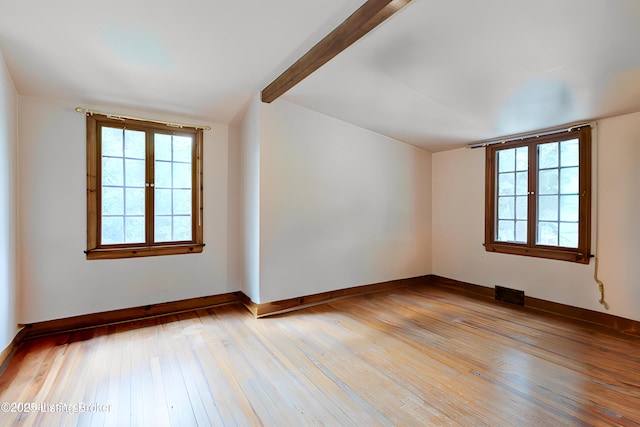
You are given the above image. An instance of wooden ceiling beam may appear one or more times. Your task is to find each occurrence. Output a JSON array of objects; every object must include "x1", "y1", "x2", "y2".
[{"x1": 261, "y1": 0, "x2": 412, "y2": 103}]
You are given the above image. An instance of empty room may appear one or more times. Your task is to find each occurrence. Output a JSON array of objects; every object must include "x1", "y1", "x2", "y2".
[{"x1": 1, "y1": 0, "x2": 639, "y2": 425}]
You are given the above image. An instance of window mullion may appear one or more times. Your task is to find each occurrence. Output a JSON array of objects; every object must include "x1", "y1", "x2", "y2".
[
  {"x1": 146, "y1": 130, "x2": 154, "y2": 246},
  {"x1": 528, "y1": 142, "x2": 537, "y2": 248},
  {"x1": 121, "y1": 128, "x2": 127, "y2": 244},
  {"x1": 555, "y1": 152, "x2": 560, "y2": 246}
]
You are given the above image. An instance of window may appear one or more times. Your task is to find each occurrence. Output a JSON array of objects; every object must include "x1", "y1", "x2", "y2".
[
  {"x1": 86, "y1": 114, "x2": 204, "y2": 259},
  {"x1": 485, "y1": 126, "x2": 591, "y2": 263}
]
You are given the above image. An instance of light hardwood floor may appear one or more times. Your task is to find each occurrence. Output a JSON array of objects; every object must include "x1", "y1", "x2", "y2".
[{"x1": 1, "y1": 285, "x2": 639, "y2": 426}]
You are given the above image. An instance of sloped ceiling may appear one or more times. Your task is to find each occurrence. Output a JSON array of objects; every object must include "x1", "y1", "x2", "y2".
[{"x1": 1, "y1": 0, "x2": 639, "y2": 151}]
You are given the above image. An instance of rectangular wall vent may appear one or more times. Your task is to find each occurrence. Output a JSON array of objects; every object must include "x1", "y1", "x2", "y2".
[{"x1": 495, "y1": 286, "x2": 525, "y2": 306}]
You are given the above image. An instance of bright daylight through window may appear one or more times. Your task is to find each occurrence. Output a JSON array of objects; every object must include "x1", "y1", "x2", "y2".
[
  {"x1": 85, "y1": 114, "x2": 203, "y2": 259},
  {"x1": 484, "y1": 126, "x2": 591, "y2": 264}
]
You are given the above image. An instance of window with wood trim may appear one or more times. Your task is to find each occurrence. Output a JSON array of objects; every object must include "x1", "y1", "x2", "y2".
[
  {"x1": 86, "y1": 114, "x2": 204, "y2": 259},
  {"x1": 485, "y1": 126, "x2": 591, "y2": 263}
]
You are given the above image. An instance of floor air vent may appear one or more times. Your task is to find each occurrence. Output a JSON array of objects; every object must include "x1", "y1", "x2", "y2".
[{"x1": 495, "y1": 286, "x2": 525, "y2": 306}]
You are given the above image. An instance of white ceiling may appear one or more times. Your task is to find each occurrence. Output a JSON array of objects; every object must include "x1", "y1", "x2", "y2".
[{"x1": 1, "y1": 0, "x2": 639, "y2": 152}]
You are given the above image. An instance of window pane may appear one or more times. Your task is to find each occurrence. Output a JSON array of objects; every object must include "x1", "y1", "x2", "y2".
[
  {"x1": 538, "y1": 142, "x2": 558, "y2": 169},
  {"x1": 102, "y1": 157, "x2": 123, "y2": 186},
  {"x1": 125, "y1": 216, "x2": 145, "y2": 243},
  {"x1": 155, "y1": 161, "x2": 172, "y2": 188},
  {"x1": 125, "y1": 188, "x2": 145, "y2": 215},
  {"x1": 497, "y1": 220, "x2": 514, "y2": 242},
  {"x1": 515, "y1": 220, "x2": 527, "y2": 243},
  {"x1": 154, "y1": 216, "x2": 172, "y2": 242},
  {"x1": 155, "y1": 189, "x2": 172, "y2": 215},
  {"x1": 538, "y1": 195, "x2": 558, "y2": 221},
  {"x1": 173, "y1": 136, "x2": 192, "y2": 163},
  {"x1": 155, "y1": 134, "x2": 172, "y2": 161},
  {"x1": 125, "y1": 159, "x2": 146, "y2": 187},
  {"x1": 515, "y1": 196, "x2": 527, "y2": 220},
  {"x1": 560, "y1": 195, "x2": 579, "y2": 222},
  {"x1": 102, "y1": 187, "x2": 123, "y2": 215},
  {"x1": 124, "y1": 130, "x2": 146, "y2": 159},
  {"x1": 538, "y1": 169, "x2": 558, "y2": 195},
  {"x1": 173, "y1": 163, "x2": 192, "y2": 189},
  {"x1": 498, "y1": 173, "x2": 515, "y2": 196},
  {"x1": 560, "y1": 167, "x2": 579, "y2": 194},
  {"x1": 102, "y1": 127, "x2": 123, "y2": 157},
  {"x1": 559, "y1": 222, "x2": 578, "y2": 248},
  {"x1": 498, "y1": 197, "x2": 514, "y2": 219},
  {"x1": 173, "y1": 216, "x2": 192, "y2": 241},
  {"x1": 537, "y1": 221, "x2": 558, "y2": 246},
  {"x1": 498, "y1": 149, "x2": 515, "y2": 173},
  {"x1": 153, "y1": 133, "x2": 195, "y2": 244},
  {"x1": 560, "y1": 139, "x2": 579, "y2": 167},
  {"x1": 173, "y1": 189, "x2": 192, "y2": 215},
  {"x1": 102, "y1": 216, "x2": 124, "y2": 244},
  {"x1": 101, "y1": 125, "x2": 146, "y2": 247},
  {"x1": 515, "y1": 147, "x2": 528, "y2": 171},
  {"x1": 515, "y1": 171, "x2": 528, "y2": 195}
]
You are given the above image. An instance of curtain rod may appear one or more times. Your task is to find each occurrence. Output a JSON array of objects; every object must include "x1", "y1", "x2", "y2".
[
  {"x1": 466, "y1": 122, "x2": 592, "y2": 149},
  {"x1": 75, "y1": 107, "x2": 212, "y2": 131}
]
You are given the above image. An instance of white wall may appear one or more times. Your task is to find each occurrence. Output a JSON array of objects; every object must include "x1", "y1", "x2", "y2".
[
  {"x1": 257, "y1": 100, "x2": 432, "y2": 303},
  {"x1": 239, "y1": 96, "x2": 261, "y2": 302},
  {"x1": 595, "y1": 113, "x2": 640, "y2": 320},
  {"x1": 16, "y1": 90, "x2": 635, "y2": 327},
  {"x1": 432, "y1": 112, "x2": 640, "y2": 322},
  {"x1": 0, "y1": 50, "x2": 18, "y2": 351},
  {"x1": 227, "y1": 125, "x2": 242, "y2": 295},
  {"x1": 17, "y1": 93, "x2": 432, "y2": 322},
  {"x1": 18, "y1": 96, "x2": 237, "y2": 323}
]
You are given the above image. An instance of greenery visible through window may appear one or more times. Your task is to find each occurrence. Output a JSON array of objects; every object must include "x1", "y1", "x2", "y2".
[
  {"x1": 86, "y1": 114, "x2": 204, "y2": 259},
  {"x1": 484, "y1": 126, "x2": 591, "y2": 264}
]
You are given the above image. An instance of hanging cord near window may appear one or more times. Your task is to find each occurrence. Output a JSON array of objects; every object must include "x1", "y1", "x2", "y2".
[
  {"x1": 594, "y1": 257, "x2": 609, "y2": 309},
  {"x1": 592, "y1": 121, "x2": 609, "y2": 310}
]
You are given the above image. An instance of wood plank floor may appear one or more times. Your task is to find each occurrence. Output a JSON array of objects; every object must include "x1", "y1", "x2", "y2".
[{"x1": 1, "y1": 285, "x2": 640, "y2": 426}]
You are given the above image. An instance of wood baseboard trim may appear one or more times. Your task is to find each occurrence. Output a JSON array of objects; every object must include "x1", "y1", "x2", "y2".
[
  {"x1": 430, "y1": 275, "x2": 640, "y2": 336},
  {"x1": 0, "y1": 328, "x2": 27, "y2": 376},
  {"x1": 8, "y1": 273, "x2": 634, "y2": 374},
  {"x1": 241, "y1": 275, "x2": 433, "y2": 318},
  {"x1": 524, "y1": 295, "x2": 640, "y2": 335},
  {"x1": 428, "y1": 275, "x2": 495, "y2": 298},
  {"x1": 21, "y1": 292, "x2": 242, "y2": 340},
  {"x1": 3, "y1": 278, "x2": 431, "y2": 370}
]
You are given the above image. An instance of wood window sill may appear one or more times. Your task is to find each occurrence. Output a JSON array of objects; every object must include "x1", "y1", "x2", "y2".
[{"x1": 85, "y1": 243, "x2": 205, "y2": 260}]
